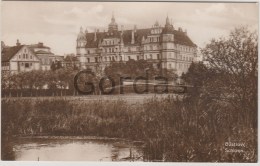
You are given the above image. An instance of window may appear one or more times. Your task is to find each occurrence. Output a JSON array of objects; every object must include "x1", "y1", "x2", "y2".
[
  {"x1": 26, "y1": 54, "x2": 28, "y2": 59},
  {"x1": 150, "y1": 54, "x2": 152, "y2": 59},
  {"x1": 19, "y1": 55, "x2": 21, "y2": 59},
  {"x1": 169, "y1": 64, "x2": 172, "y2": 69},
  {"x1": 30, "y1": 55, "x2": 32, "y2": 59},
  {"x1": 137, "y1": 56, "x2": 139, "y2": 60},
  {"x1": 157, "y1": 54, "x2": 160, "y2": 60},
  {"x1": 150, "y1": 45, "x2": 153, "y2": 50},
  {"x1": 25, "y1": 63, "x2": 29, "y2": 68},
  {"x1": 95, "y1": 57, "x2": 98, "y2": 63},
  {"x1": 21, "y1": 62, "x2": 24, "y2": 66},
  {"x1": 23, "y1": 54, "x2": 25, "y2": 59},
  {"x1": 128, "y1": 47, "x2": 131, "y2": 52},
  {"x1": 87, "y1": 58, "x2": 90, "y2": 63},
  {"x1": 30, "y1": 63, "x2": 32, "y2": 66},
  {"x1": 128, "y1": 56, "x2": 131, "y2": 60},
  {"x1": 87, "y1": 50, "x2": 90, "y2": 54}
]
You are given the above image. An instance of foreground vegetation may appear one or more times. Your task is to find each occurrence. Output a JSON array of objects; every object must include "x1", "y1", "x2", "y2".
[{"x1": 2, "y1": 96, "x2": 257, "y2": 162}]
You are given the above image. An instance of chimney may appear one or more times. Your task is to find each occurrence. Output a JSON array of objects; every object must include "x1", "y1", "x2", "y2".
[
  {"x1": 131, "y1": 26, "x2": 135, "y2": 44},
  {"x1": 142, "y1": 36, "x2": 145, "y2": 43},
  {"x1": 134, "y1": 25, "x2": 137, "y2": 33},
  {"x1": 94, "y1": 29, "x2": 97, "y2": 41},
  {"x1": 121, "y1": 25, "x2": 124, "y2": 34},
  {"x1": 16, "y1": 39, "x2": 21, "y2": 46},
  {"x1": 38, "y1": 42, "x2": 43, "y2": 47}
]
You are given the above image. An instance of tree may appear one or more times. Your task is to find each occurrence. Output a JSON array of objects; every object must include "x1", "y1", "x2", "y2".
[{"x1": 201, "y1": 27, "x2": 257, "y2": 128}]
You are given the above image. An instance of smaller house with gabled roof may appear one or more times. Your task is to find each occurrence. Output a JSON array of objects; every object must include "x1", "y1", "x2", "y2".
[{"x1": 1, "y1": 40, "x2": 40, "y2": 73}]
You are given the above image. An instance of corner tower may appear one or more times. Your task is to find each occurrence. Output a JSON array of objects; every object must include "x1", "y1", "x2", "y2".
[{"x1": 161, "y1": 16, "x2": 175, "y2": 70}]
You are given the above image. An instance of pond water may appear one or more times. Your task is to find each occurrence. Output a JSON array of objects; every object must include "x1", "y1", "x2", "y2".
[{"x1": 13, "y1": 137, "x2": 144, "y2": 161}]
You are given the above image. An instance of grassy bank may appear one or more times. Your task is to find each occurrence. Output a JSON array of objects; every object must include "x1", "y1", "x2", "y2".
[{"x1": 1, "y1": 96, "x2": 257, "y2": 162}]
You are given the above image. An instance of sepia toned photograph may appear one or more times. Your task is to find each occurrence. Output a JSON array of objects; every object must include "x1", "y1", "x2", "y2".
[{"x1": 1, "y1": 0, "x2": 258, "y2": 163}]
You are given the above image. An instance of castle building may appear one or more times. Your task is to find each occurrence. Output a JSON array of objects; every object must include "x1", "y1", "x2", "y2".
[{"x1": 76, "y1": 15, "x2": 197, "y2": 76}]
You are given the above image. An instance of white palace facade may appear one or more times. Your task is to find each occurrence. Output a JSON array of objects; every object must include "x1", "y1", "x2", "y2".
[{"x1": 76, "y1": 15, "x2": 197, "y2": 76}]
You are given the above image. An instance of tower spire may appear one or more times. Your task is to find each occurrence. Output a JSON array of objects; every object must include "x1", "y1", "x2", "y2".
[
  {"x1": 80, "y1": 26, "x2": 83, "y2": 33},
  {"x1": 108, "y1": 11, "x2": 118, "y2": 32},
  {"x1": 166, "y1": 14, "x2": 170, "y2": 26},
  {"x1": 112, "y1": 11, "x2": 115, "y2": 22}
]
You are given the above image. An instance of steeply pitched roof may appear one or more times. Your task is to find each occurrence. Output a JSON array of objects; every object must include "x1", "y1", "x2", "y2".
[
  {"x1": 29, "y1": 43, "x2": 50, "y2": 49},
  {"x1": 173, "y1": 30, "x2": 197, "y2": 47},
  {"x1": 83, "y1": 28, "x2": 196, "y2": 48},
  {"x1": 1, "y1": 45, "x2": 24, "y2": 62},
  {"x1": 35, "y1": 50, "x2": 54, "y2": 55}
]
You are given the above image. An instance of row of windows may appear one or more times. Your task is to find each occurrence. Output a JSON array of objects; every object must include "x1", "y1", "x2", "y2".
[
  {"x1": 168, "y1": 63, "x2": 190, "y2": 70},
  {"x1": 145, "y1": 54, "x2": 161, "y2": 60},
  {"x1": 151, "y1": 28, "x2": 162, "y2": 34},
  {"x1": 179, "y1": 45, "x2": 194, "y2": 52},
  {"x1": 2, "y1": 62, "x2": 10, "y2": 66},
  {"x1": 175, "y1": 54, "x2": 193, "y2": 61},
  {"x1": 18, "y1": 54, "x2": 33, "y2": 60},
  {"x1": 103, "y1": 40, "x2": 118, "y2": 46},
  {"x1": 148, "y1": 36, "x2": 160, "y2": 43},
  {"x1": 87, "y1": 56, "x2": 123, "y2": 63},
  {"x1": 20, "y1": 62, "x2": 33, "y2": 68},
  {"x1": 103, "y1": 47, "x2": 118, "y2": 53},
  {"x1": 83, "y1": 46, "x2": 195, "y2": 55},
  {"x1": 144, "y1": 45, "x2": 160, "y2": 51}
]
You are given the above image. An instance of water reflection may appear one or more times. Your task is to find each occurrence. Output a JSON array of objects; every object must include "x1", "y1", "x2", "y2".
[{"x1": 13, "y1": 138, "x2": 144, "y2": 161}]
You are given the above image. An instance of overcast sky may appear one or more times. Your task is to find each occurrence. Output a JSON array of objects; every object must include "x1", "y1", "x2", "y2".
[{"x1": 1, "y1": 1, "x2": 258, "y2": 55}]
